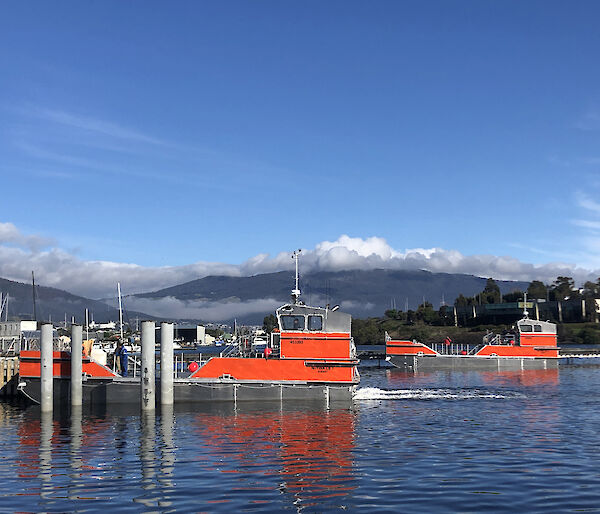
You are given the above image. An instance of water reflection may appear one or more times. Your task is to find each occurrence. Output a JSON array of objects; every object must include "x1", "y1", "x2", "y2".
[
  {"x1": 68, "y1": 405, "x2": 82, "y2": 500},
  {"x1": 279, "y1": 409, "x2": 355, "y2": 504},
  {"x1": 39, "y1": 411, "x2": 53, "y2": 499},
  {"x1": 192, "y1": 404, "x2": 357, "y2": 507},
  {"x1": 159, "y1": 405, "x2": 175, "y2": 505},
  {"x1": 478, "y1": 367, "x2": 560, "y2": 387},
  {"x1": 133, "y1": 407, "x2": 176, "y2": 509},
  {"x1": 6, "y1": 364, "x2": 600, "y2": 511},
  {"x1": 8, "y1": 401, "x2": 356, "y2": 511},
  {"x1": 385, "y1": 366, "x2": 561, "y2": 390}
]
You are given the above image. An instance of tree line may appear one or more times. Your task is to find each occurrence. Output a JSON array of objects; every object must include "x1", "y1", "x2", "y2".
[
  {"x1": 454, "y1": 276, "x2": 600, "y2": 307},
  {"x1": 383, "y1": 276, "x2": 600, "y2": 322}
]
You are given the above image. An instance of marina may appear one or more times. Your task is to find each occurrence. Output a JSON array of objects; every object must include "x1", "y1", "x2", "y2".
[{"x1": 3, "y1": 1, "x2": 599, "y2": 511}]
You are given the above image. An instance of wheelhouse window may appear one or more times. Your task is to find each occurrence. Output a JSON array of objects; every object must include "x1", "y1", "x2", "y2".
[
  {"x1": 534, "y1": 325, "x2": 542, "y2": 332},
  {"x1": 520, "y1": 325, "x2": 533, "y2": 332},
  {"x1": 281, "y1": 315, "x2": 305, "y2": 330},
  {"x1": 308, "y1": 315, "x2": 323, "y2": 331}
]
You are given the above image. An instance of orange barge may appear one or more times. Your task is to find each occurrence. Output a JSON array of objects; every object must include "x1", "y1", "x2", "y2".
[
  {"x1": 386, "y1": 316, "x2": 559, "y2": 371},
  {"x1": 18, "y1": 258, "x2": 360, "y2": 406}
]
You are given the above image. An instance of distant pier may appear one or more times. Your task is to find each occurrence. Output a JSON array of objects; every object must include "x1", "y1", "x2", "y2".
[{"x1": 560, "y1": 346, "x2": 600, "y2": 362}]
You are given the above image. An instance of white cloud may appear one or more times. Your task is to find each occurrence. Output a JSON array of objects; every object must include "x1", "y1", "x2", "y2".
[
  {"x1": 235, "y1": 235, "x2": 599, "y2": 286},
  {"x1": 122, "y1": 296, "x2": 281, "y2": 322},
  {"x1": 0, "y1": 222, "x2": 55, "y2": 251},
  {"x1": 576, "y1": 193, "x2": 600, "y2": 215},
  {"x1": 341, "y1": 300, "x2": 375, "y2": 311},
  {"x1": 26, "y1": 107, "x2": 166, "y2": 146},
  {"x1": 573, "y1": 219, "x2": 600, "y2": 230},
  {"x1": 571, "y1": 190, "x2": 600, "y2": 269},
  {"x1": 0, "y1": 225, "x2": 239, "y2": 298},
  {"x1": 1, "y1": 224, "x2": 599, "y2": 303}
]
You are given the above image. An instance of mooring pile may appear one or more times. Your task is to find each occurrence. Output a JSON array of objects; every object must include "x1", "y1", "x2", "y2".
[{"x1": 39, "y1": 320, "x2": 175, "y2": 413}]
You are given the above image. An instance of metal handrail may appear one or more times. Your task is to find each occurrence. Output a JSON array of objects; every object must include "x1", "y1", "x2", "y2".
[
  {"x1": 428, "y1": 342, "x2": 480, "y2": 355},
  {"x1": 220, "y1": 344, "x2": 240, "y2": 358},
  {"x1": 350, "y1": 337, "x2": 357, "y2": 359},
  {"x1": 483, "y1": 333, "x2": 503, "y2": 345},
  {"x1": 128, "y1": 354, "x2": 141, "y2": 377}
]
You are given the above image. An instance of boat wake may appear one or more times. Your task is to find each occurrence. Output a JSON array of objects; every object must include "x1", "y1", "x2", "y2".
[{"x1": 353, "y1": 387, "x2": 524, "y2": 401}]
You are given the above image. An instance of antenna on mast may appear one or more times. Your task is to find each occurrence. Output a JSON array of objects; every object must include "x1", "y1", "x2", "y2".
[
  {"x1": 522, "y1": 292, "x2": 529, "y2": 319},
  {"x1": 291, "y1": 249, "x2": 302, "y2": 304}
]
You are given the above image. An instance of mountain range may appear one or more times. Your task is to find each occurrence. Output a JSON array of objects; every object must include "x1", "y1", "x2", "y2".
[
  {"x1": 0, "y1": 277, "x2": 150, "y2": 326},
  {"x1": 133, "y1": 269, "x2": 529, "y2": 323},
  {"x1": 0, "y1": 270, "x2": 529, "y2": 326}
]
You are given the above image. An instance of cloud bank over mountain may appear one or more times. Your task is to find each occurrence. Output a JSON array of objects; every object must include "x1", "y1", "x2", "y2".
[
  {"x1": 0, "y1": 223, "x2": 598, "y2": 300},
  {"x1": 113, "y1": 296, "x2": 283, "y2": 322}
]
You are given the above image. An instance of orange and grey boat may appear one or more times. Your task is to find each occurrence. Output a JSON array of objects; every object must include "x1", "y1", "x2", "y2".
[
  {"x1": 386, "y1": 316, "x2": 559, "y2": 371},
  {"x1": 18, "y1": 256, "x2": 360, "y2": 406}
]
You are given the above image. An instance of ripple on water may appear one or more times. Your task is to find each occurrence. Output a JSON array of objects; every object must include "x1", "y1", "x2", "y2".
[
  {"x1": 354, "y1": 386, "x2": 526, "y2": 401},
  {"x1": 2, "y1": 366, "x2": 600, "y2": 511}
]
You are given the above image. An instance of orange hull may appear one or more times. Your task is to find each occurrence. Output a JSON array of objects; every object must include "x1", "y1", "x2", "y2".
[
  {"x1": 386, "y1": 340, "x2": 559, "y2": 359},
  {"x1": 19, "y1": 350, "x2": 118, "y2": 378},
  {"x1": 476, "y1": 345, "x2": 558, "y2": 358},
  {"x1": 190, "y1": 357, "x2": 358, "y2": 383}
]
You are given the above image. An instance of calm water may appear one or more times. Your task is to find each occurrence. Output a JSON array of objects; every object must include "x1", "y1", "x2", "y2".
[{"x1": 2, "y1": 363, "x2": 600, "y2": 512}]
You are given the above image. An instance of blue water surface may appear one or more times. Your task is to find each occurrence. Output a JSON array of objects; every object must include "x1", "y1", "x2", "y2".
[{"x1": 1, "y1": 363, "x2": 600, "y2": 512}]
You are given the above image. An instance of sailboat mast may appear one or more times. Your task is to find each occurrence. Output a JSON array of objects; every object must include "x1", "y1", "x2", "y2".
[
  {"x1": 32, "y1": 271, "x2": 37, "y2": 321},
  {"x1": 85, "y1": 308, "x2": 89, "y2": 341},
  {"x1": 117, "y1": 282, "x2": 124, "y2": 342}
]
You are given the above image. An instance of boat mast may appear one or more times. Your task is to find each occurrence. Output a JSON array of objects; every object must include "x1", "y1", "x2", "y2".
[
  {"x1": 117, "y1": 282, "x2": 124, "y2": 342},
  {"x1": 291, "y1": 249, "x2": 301, "y2": 304},
  {"x1": 32, "y1": 271, "x2": 37, "y2": 321}
]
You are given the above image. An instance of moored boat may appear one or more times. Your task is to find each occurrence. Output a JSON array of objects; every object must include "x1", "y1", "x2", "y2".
[
  {"x1": 18, "y1": 252, "x2": 360, "y2": 406},
  {"x1": 386, "y1": 315, "x2": 559, "y2": 371}
]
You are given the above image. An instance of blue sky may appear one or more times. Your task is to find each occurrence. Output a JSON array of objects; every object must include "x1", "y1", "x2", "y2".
[{"x1": 1, "y1": 1, "x2": 600, "y2": 297}]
